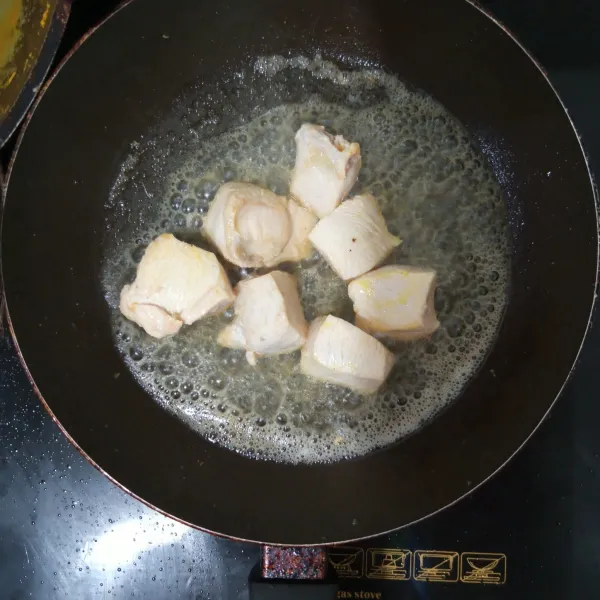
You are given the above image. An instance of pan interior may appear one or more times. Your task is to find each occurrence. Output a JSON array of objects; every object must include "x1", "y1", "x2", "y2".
[{"x1": 101, "y1": 55, "x2": 510, "y2": 464}]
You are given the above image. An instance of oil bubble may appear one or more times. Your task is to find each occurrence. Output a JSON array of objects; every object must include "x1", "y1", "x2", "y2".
[
  {"x1": 165, "y1": 377, "x2": 179, "y2": 389},
  {"x1": 181, "y1": 198, "x2": 196, "y2": 214},
  {"x1": 159, "y1": 363, "x2": 174, "y2": 375},
  {"x1": 181, "y1": 351, "x2": 199, "y2": 368},
  {"x1": 129, "y1": 346, "x2": 144, "y2": 361},
  {"x1": 207, "y1": 374, "x2": 227, "y2": 391},
  {"x1": 170, "y1": 193, "x2": 183, "y2": 210}
]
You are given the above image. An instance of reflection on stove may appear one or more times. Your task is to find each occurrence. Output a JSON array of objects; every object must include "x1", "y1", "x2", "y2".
[{"x1": 88, "y1": 519, "x2": 191, "y2": 569}]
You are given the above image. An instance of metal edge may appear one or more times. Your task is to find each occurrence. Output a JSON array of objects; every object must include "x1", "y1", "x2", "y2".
[{"x1": 1, "y1": 0, "x2": 599, "y2": 546}]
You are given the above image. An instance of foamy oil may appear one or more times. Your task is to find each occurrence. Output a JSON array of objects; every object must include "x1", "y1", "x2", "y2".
[{"x1": 101, "y1": 55, "x2": 510, "y2": 464}]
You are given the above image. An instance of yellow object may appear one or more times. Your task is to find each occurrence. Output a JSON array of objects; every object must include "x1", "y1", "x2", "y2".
[{"x1": 0, "y1": 1, "x2": 56, "y2": 119}]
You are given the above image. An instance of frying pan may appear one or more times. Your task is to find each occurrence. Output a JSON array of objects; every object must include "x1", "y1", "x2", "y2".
[{"x1": 1, "y1": 0, "x2": 597, "y2": 545}]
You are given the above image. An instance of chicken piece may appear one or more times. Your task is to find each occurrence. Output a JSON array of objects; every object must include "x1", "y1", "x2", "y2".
[
  {"x1": 301, "y1": 315, "x2": 395, "y2": 394},
  {"x1": 276, "y1": 198, "x2": 318, "y2": 263},
  {"x1": 308, "y1": 194, "x2": 401, "y2": 281},
  {"x1": 348, "y1": 265, "x2": 440, "y2": 341},
  {"x1": 119, "y1": 304, "x2": 183, "y2": 339},
  {"x1": 120, "y1": 233, "x2": 234, "y2": 339},
  {"x1": 290, "y1": 124, "x2": 362, "y2": 218},
  {"x1": 218, "y1": 271, "x2": 308, "y2": 365},
  {"x1": 217, "y1": 319, "x2": 246, "y2": 350},
  {"x1": 204, "y1": 182, "x2": 292, "y2": 268}
]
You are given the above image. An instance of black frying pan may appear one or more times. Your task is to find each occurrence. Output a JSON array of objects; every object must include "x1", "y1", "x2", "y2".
[{"x1": 1, "y1": 0, "x2": 597, "y2": 545}]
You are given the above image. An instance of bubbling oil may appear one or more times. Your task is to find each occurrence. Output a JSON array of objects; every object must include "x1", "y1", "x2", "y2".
[{"x1": 101, "y1": 55, "x2": 510, "y2": 464}]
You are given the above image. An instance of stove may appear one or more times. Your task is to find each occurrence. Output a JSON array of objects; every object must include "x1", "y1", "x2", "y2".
[{"x1": 1, "y1": 1, "x2": 599, "y2": 598}]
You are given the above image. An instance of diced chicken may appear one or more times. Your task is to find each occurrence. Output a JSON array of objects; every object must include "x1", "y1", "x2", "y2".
[
  {"x1": 204, "y1": 182, "x2": 317, "y2": 268},
  {"x1": 120, "y1": 303, "x2": 183, "y2": 339},
  {"x1": 301, "y1": 315, "x2": 395, "y2": 394},
  {"x1": 348, "y1": 265, "x2": 440, "y2": 340},
  {"x1": 217, "y1": 319, "x2": 246, "y2": 350},
  {"x1": 204, "y1": 182, "x2": 291, "y2": 268},
  {"x1": 290, "y1": 124, "x2": 362, "y2": 218},
  {"x1": 120, "y1": 233, "x2": 234, "y2": 338},
  {"x1": 277, "y1": 198, "x2": 318, "y2": 263},
  {"x1": 218, "y1": 271, "x2": 308, "y2": 365},
  {"x1": 218, "y1": 319, "x2": 257, "y2": 365},
  {"x1": 308, "y1": 194, "x2": 401, "y2": 281}
]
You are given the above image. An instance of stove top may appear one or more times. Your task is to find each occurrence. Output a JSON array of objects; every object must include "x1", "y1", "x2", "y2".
[{"x1": 1, "y1": 1, "x2": 599, "y2": 598}]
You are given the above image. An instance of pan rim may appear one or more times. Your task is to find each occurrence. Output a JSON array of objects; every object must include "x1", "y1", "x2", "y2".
[{"x1": 1, "y1": 0, "x2": 598, "y2": 546}]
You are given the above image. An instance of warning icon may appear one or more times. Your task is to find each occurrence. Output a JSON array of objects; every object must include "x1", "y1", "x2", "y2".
[
  {"x1": 329, "y1": 547, "x2": 364, "y2": 578},
  {"x1": 366, "y1": 548, "x2": 411, "y2": 581},
  {"x1": 460, "y1": 552, "x2": 506, "y2": 584},
  {"x1": 413, "y1": 550, "x2": 459, "y2": 582}
]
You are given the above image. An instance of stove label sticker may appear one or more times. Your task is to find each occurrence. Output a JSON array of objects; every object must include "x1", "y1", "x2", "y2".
[
  {"x1": 365, "y1": 548, "x2": 411, "y2": 580},
  {"x1": 460, "y1": 552, "x2": 507, "y2": 584},
  {"x1": 329, "y1": 547, "x2": 364, "y2": 578},
  {"x1": 413, "y1": 550, "x2": 459, "y2": 582}
]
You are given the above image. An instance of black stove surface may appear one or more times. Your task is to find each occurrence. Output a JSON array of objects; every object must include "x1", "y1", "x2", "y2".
[{"x1": 1, "y1": 1, "x2": 599, "y2": 598}]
